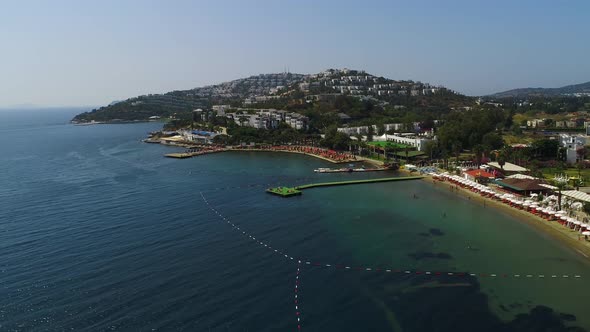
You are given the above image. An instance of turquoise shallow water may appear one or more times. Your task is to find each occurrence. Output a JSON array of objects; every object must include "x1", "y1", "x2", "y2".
[{"x1": 1, "y1": 109, "x2": 590, "y2": 331}]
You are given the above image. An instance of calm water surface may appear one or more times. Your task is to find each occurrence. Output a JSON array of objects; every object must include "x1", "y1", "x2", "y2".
[{"x1": 1, "y1": 109, "x2": 589, "y2": 331}]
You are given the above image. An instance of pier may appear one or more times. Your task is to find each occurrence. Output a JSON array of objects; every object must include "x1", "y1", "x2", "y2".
[
  {"x1": 165, "y1": 149, "x2": 225, "y2": 159},
  {"x1": 266, "y1": 176, "x2": 424, "y2": 197}
]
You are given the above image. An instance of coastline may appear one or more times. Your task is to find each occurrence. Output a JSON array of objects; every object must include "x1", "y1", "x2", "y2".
[
  {"x1": 152, "y1": 137, "x2": 590, "y2": 259},
  {"x1": 421, "y1": 175, "x2": 590, "y2": 260},
  {"x1": 226, "y1": 148, "x2": 354, "y2": 164}
]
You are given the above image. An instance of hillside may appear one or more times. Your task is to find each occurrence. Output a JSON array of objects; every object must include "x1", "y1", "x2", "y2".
[
  {"x1": 72, "y1": 69, "x2": 472, "y2": 125},
  {"x1": 489, "y1": 81, "x2": 590, "y2": 99}
]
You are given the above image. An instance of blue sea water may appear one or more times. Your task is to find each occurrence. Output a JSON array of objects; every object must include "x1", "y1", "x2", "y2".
[{"x1": 1, "y1": 109, "x2": 590, "y2": 331}]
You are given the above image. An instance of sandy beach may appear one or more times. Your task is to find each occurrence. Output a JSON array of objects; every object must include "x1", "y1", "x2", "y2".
[
  {"x1": 227, "y1": 148, "x2": 354, "y2": 164},
  {"x1": 422, "y1": 175, "x2": 590, "y2": 260}
]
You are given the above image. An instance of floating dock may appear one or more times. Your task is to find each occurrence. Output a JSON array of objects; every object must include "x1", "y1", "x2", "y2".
[
  {"x1": 266, "y1": 187, "x2": 302, "y2": 197},
  {"x1": 266, "y1": 176, "x2": 424, "y2": 197}
]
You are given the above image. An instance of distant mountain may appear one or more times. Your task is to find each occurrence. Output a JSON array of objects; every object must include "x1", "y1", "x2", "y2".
[{"x1": 489, "y1": 81, "x2": 590, "y2": 98}]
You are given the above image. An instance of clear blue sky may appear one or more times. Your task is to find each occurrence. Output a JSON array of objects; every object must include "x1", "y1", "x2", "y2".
[{"x1": 1, "y1": 0, "x2": 589, "y2": 107}]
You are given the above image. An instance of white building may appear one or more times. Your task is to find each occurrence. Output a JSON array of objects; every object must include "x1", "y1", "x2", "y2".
[
  {"x1": 212, "y1": 105, "x2": 231, "y2": 116},
  {"x1": 372, "y1": 133, "x2": 432, "y2": 151},
  {"x1": 559, "y1": 134, "x2": 586, "y2": 164},
  {"x1": 228, "y1": 109, "x2": 308, "y2": 130}
]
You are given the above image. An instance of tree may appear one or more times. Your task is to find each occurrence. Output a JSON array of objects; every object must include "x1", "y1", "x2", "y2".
[
  {"x1": 473, "y1": 144, "x2": 484, "y2": 166},
  {"x1": 576, "y1": 146, "x2": 588, "y2": 163},
  {"x1": 481, "y1": 132, "x2": 504, "y2": 150},
  {"x1": 555, "y1": 180, "x2": 567, "y2": 211},
  {"x1": 572, "y1": 178, "x2": 583, "y2": 191},
  {"x1": 366, "y1": 125, "x2": 375, "y2": 142},
  {"x1": 577, "y1": 161, "x2": 586, "y2": 176},
  {"x1": 452, "y1": 141, "x2": 463, "y2": 163},
  {"x1": 531, "y1": 139, "x2": 559, "y2": 159},
  {"x1": 320, "y1": 126, "x2": 351, "y2": 150},
  {"x1": 543, "y1": 118, "x2": 555, "y2": 127},
  {"x1": 497, "y1": 150, "x2": 506, "y2": 170},
  {"x1": 424, "y1": 140, "x2": 438, "y2": 161},
  {"x1": 376, "y1": 123, "x2": 385, "y2": 136}
]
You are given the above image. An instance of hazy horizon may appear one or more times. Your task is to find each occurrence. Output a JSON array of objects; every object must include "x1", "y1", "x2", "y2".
[{"x1": 2, "y1": 0, "x2": 589, "y2": 107}]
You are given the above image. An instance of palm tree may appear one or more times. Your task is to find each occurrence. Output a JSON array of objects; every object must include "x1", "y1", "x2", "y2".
[
  {"x1": 498, "y1": 158, "x2": 506, "y2": 171},
  {"x1": 573, "y1": 178, "x2": 583, "y2": 191},
  {"x1": 452, "y1": 141, "x2": 462, "y2": 164},
  {"x1": 392, "y1": 146, "x2": 398, "y2": 161},
  {"x1": 554, "y1": 175, "x2": 568, "y2": 211},
  {"x1": 473, "y1": 144, "x2": 484, "y2": 167}
]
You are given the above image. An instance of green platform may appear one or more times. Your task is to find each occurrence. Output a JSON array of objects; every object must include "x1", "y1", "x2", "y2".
[
  {"x1": 266, "y1": 187, "x2": 302, "y2": 197},
  {"x1": 266, "y1": 176, "x2": 424, "y2": 197}
]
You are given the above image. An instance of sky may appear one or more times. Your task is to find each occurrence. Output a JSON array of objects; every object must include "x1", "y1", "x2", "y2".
[{"x1": 1, "y1": 0, "x2": 589, "y2": 107}]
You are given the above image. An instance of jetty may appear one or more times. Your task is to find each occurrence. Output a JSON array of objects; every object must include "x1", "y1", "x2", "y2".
[
  {"x1": 165, "y1": 148, "x2": 226, "y2": 159},
  {"x1": 266, "y1": 176, "x2": 424, "y2": 197}
]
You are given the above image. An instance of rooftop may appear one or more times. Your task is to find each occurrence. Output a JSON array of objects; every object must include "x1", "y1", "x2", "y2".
[
  {"x1": 465, "y1": 169, "x2": 495, "y2": 178},
  {"x1": 487, "y1": 162, "x2": 528, "y2": 172},
  {"x1": 495, "y1": 178, "x2": 548, "y2": 192}
]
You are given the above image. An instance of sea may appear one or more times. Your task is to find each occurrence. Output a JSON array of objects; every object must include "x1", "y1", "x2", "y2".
[{"x1": 1, "y1": 108, "x2": 590, "y2": 331}]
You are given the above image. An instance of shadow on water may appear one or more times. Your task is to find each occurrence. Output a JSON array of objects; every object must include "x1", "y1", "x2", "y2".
[
  {"x1": 418, "y1": 228, "x2": 445, "y2": 237},
  {"x1": 408, "y1": 252, "x2": 453, "y2": 260},
  {"x1": 429, "y1": 228, "x2": 444, "y2": 236},
  {"x1": 363, "y1": 273, "x2": 585, "y2": 332}
]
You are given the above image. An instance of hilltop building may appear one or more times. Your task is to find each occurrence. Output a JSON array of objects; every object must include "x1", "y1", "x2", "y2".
[{"x1": 227, "y1": 109, "x2": 308, "y2": 130}]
